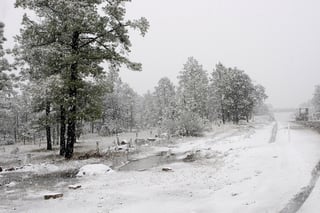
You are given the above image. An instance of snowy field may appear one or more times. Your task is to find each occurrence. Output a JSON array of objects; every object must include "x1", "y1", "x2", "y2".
[{"x1": 1, "y1": 112, "x2": 320, "y2": 213}]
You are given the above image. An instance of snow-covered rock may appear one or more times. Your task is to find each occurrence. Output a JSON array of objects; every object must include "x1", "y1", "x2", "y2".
[
  {"x1": 5, "y1": 181, "x2": 17, "y2": 188},
  {"x1": 76, "y1": 164, "x2": 113, "y2": 177}
]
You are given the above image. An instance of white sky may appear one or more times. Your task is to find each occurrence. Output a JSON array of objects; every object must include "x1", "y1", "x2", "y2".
[{"x1": 1, "y1": 0, "x2": 320, "y2": 108}]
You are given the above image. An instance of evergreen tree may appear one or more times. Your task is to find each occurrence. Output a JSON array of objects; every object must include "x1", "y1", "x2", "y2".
[
  {"x1": 140, "y1": 91, "x2": 158, "y2": 128},
  {"x1": 178, "y1": 57, "x2": 209, "y2": 119},
  {"x1": 210, "y1": 63, "x2": 267, "y2": 124},
  {"x1": 15, "y1": 0, "x2": 149, "y2": 158},
  {"x1": 154, "y1": 77, "x2": 176, "y2": 125},
  {"x1": 103, "y1": 77, "x2": 137, "y2": 133},
  {"x1": 209, "y1": 63, "x2": 228, "y2": 123}
]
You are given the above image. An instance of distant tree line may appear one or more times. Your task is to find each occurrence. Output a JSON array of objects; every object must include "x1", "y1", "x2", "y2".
[{"x1": 136, "y1": 57, "x2": 267, "y2": 136}]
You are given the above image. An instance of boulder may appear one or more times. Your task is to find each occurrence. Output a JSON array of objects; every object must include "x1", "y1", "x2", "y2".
[
  {"x1": 44, "y1": 193, "x2": 63, "y2": 200},
  {"x1": 68, "y1": 184, "x2": 81, "y2": 190},
  {"x1": 162, "y1": 167, "x2": 173, "y2": 172},
  {"x1": 120, "y1": 140, "x2": 128, "y2": 145}
]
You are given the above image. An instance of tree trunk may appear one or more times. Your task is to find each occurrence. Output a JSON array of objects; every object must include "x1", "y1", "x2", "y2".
[
  {"x1": 46, "y1": 101, "x2": 52, "y2": 150},
  {"x1": 130, "y1": 104, "x2": 133, "y2": 132},
  {"x1": 65, "y1": 31, "x2": 80, "y2": 159},
  {"x1": 52, "y1": 126, "x2": 55, "y2": 145},
  {"x1": 14, "y1": 114, "x2": 18, "y2": 143},
  {"x1": 91, "y1": 121, "x2": 94, "y2": 134},
  {"x1": 60, "y1": 105, "x2": 66, "y2": 156},
  {"x1": 56, "y1": 123, "x2": 60, "y2": 145},
  {"x1": 221, "y1": 107, "x2": 225, "y2": 124},
  {"x1": 14, "y1": 127, "x2": 17, "y2": 144},
  {"x1": 66, "y1": 115, "x2": 76, "y2": 159}
]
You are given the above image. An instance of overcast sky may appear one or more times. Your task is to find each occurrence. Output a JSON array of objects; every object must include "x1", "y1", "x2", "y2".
[{"x1": 1, "y1": 0, "x2": 320, "y2": 108}]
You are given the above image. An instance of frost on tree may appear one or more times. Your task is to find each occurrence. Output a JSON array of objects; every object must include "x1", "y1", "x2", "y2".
[{"x1": 15, "y1": 0, "x2": 149, "y2": 159}]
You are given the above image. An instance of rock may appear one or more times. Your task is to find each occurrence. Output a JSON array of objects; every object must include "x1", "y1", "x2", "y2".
[
  {"x1": 44, "y1": 193, "x2": 63, "y2": 200},
  {"x1": 231, "y1": 193, "x2": 238, "y2": 197},
  {"x1": 162, "y1": 167, "x2": 173, "y2": 172},
  {"x1": 117, "y1": 145, "x2": 128, "y2": 151},
  {"x1": 183, "y1": 153, "x2": 196, "y2": 162},
  {"x1": 5, "y1": 167, "x2": 15, "y2": 171},
  {"x1": 6, "y1": 182, "x2": 17, "y2": 188},
  {"x1": 120, "y1": 140, "x2": 128, "y2": 145},
  {"x1": 147, "y1": 138, "x2": 156, "y2": 142},
  {"x1": 0, "y1": 167, "x2": 2, "y2": 172},
  {"x1": 68, "y1": 184, "x2": 81, "y2": 190}
]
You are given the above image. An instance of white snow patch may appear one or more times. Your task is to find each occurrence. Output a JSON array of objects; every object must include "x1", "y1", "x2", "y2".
[
  {"x1": 76, "y1": 164, "x2": 113, "y2": 177},
  {"x1": 20, "y1": 163, "x2": 59, "y2": 173}
]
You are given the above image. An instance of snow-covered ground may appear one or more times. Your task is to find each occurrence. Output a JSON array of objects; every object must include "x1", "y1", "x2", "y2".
[{"x1": 1, "y1": 112, "x2": 320, "y2": 213}]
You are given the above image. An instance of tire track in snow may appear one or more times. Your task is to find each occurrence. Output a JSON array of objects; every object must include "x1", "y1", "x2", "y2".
[
  {"x1": 279, "y1": 160, "x2": 320, "y2": 213},
  {"x1": 269, "y1": 122, "x2": 278, "y2": 143}
]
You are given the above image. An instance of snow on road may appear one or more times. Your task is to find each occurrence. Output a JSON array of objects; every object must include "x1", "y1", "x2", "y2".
[{"x1": 2, "y1": 112, "x2": 320, "y2": 213}]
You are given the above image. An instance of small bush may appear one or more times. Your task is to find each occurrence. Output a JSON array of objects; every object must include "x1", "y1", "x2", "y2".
[
  {"x1": 161, "y1": 118, "x2": 179, "y2": 135},
  {"x1": 161, "y1": 111, "x2": 206, "y2": 137},
  {"x1": 178, "y1": 111, "x2": 206, "y2": 136}
]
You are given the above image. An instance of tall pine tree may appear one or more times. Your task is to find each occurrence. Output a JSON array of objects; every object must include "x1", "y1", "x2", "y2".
[{"x1": 15, "y1": 0, "x2": 149, "y2": 158}]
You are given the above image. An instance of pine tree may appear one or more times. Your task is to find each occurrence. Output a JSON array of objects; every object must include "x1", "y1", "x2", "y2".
[
  {"x1": 210, "y1": 63, "x2": 228, "y2": 123},
  {"x1": 103, "y1": 77, "x2": 137, "y2": 133},
  {"x1": 210, "y1": 63, "x2": 267, "y2": 124},
  {"x1": 178, "y1": 57, "x2": 209, "y2": 119},
  {"x1": 15, "y1": 0, "x2": 149, "y2": 158},
  {"x1": 154, "y1": 77, "x2": 176, "y2": 124}
]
